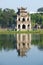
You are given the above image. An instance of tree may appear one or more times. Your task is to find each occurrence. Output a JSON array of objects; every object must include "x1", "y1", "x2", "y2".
[
  {"x1": 0, "y1": 8, "x2": 16, "y2": 28},
  {"x1": 37, "y1": 7, "x2": 43, "y2": 12}
]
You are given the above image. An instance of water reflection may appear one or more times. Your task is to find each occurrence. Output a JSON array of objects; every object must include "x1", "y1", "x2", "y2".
[
  {"x1": 17, "y1": 34, "x2": 31, "y2": 56},
  {"x1": 0, "y1": 34, "x2": 17, "y2": 50},
  {"x1": 0, "y1": 34, "x2": 43, "y2": 57},
  {"x1": 32, "y1": 34, "x2": 43, "y2": 50},
  {"x1": 0, "y1": 34, "x2": 43, "y2": 65}
]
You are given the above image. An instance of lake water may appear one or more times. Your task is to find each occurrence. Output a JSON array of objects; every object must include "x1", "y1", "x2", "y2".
[{"x1": 0, "y1": 34, "x2": 43, "y2": 65}]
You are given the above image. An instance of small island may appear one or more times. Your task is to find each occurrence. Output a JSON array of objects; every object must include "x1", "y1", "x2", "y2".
[{"x1": 0, "y1": 7, "x2": 43, "y2": 34}]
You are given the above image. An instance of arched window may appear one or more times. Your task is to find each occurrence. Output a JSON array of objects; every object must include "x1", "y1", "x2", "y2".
[
  {"x1": 18, "y1": 24, "x2": 20, "y2": 29},
  {"x1": 18, "y1": 18, "x2": 20, "y2": 21},
  {"x1": 22, "y1": 24, "x2": 26, "y2": 29},
  {"x1": 22, "y1": 18, "x2": 25, "y2": 21}
]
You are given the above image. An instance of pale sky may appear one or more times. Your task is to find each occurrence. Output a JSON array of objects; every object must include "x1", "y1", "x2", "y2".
[{"x1": 0, "y1": 0, "x2": 43, "y2": 12}]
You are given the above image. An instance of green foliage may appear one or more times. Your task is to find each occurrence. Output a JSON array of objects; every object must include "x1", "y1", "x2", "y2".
[
  {"x1": 31, "y1": 13, "x2": 43, "y2": 27},
  {"x1": 0, "y1": 8, "x2": 16, "y2": 28},
  {"x1": 37, "y1": 7, "x2": 43, "y2": 12}
]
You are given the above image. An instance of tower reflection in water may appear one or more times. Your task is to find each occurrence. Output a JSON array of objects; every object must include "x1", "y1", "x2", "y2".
[{"x1": 17, "y1": 34, "x2": 31, "y2": 57}]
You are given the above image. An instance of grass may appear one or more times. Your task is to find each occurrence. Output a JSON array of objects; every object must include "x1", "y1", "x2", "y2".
[{"x1": 0, "y1": 29, "x2": 43, "y2": 34}]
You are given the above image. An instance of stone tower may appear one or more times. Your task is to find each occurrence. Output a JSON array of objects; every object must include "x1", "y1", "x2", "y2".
[{"x1": 17, "y1": 7, "x2": 31, "y2": 31}]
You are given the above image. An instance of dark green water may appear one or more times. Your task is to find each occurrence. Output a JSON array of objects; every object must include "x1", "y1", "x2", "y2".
[{"x1": 0, "y1": 34, "x2": 43, "y2": 65}]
